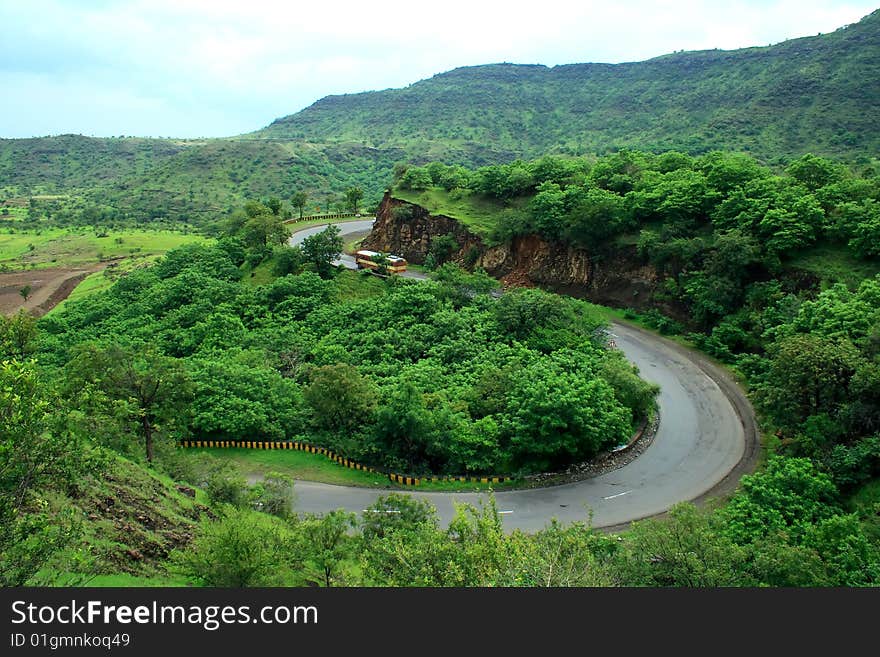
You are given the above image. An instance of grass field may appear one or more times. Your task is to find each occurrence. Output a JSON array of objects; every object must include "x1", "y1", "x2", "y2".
[
  {"x1": 0, "y1": 227, "x2": 210, "y2": 270},
  {"x1": 192, "y1": 447, "x2": 393, "y2": 488},
  {"x1": 392, "y1": 186, "x2": 518, "y2": 237},
  {"x1": 192, "y1": 446, "x2": 521, "y2": 492}
]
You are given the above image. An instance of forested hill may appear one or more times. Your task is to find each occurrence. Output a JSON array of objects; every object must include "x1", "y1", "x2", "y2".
[{"x1": 257, "y1": 9, "x2": 880, "y2": 163}]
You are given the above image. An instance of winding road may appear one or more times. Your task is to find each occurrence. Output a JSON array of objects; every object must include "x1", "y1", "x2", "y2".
[
  {"x1": 289, "y1": 218, "x2": 428, "y2": 280},
  {"x1": 288, "y1": 220, "x2": 759, "y2": 531}
]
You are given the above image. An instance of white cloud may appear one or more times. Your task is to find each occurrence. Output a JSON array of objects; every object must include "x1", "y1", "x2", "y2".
[{"x1": 0, "y1": 0, "x2": 875, "y2": 137}]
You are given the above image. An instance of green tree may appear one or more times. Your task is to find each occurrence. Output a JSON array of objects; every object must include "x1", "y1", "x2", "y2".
[
  {"x1": 528, "y1": 181, "x2": 566, "y2": 236},
  {"x1": 303, "y1": 363, "x2": 377, "y2": 432},
  {"x1": 291, "y1": 191, "x2": 308, "y2": 219},
  {"x1": 433, "y1": 263, "x2": 499, "y2": 307},
  {"x1": 19, "y1": 285, "x2": 31, "y2": 302},
  {"x1": 251, "y1": 472, "x2": 296, "y2": 519},
  {"x1": 599, "y1": 355, "x2": 660, "y2": 421},
  {"x1": 0, "y1": 360, "x2": 89, "y2": 586},
  {"x1": 399, "y1": 167, "x2": 432, "y2": 190},
  {"x1": 785, "y1": 153, "x2": 845, "y2": 192},
  {"x1": 428, "y1": 233, "x2": 459, "y2": 265},
  {"x1": 266, "y1": 197, "x2": 283, "y2": 216},
  {"x1": 698, "y1": 151, "x2": 768, "y2": 195},
  {"x1": 65, "y1": 343, "x2": 193, "y2": 462},
  {"x1": 272, "y1": 245, "x2": 305, "y2": 276},
  {"x1": 494, "y1": 287, "x2": 570, "y2": 340},
  {"x1": 505, "y1": 361, "x2": 630, "y2": 471},
  {"x1": 0, "y1": 310, "x2": 38, "y2": 359},
  {"x1": 563, "y1": 186, "x2": 629, "y2": 245},
  {"x1": 848, "y1": 199, "x2": 880, "y2": 257},
  {"x1": 360, "y1": 493, "x2": 437, "y2": 541},
  {"x1": 173, "y1": 508, "x2": 298, "y2": 587},
  {"x1": 373, "y1": 382, "x2": 439, "y2": 471},
  {"x1": 612, "y1": 503, "x2": 750, "y2": 586},
  {"x1": 242, "y1": 210, "x2": 289, "y2": 253},
  {"x1": 301, "y1": 224, "x2": 343, "y2": 278},
  {"x1": 759, "y1": 335, "x2": 863, "y2": 430},
  {"x1": 720, "y1": 457, "x2": 839, "y2": 545},
  {"x1": 189, "y1": 351, "x2": 305, "y2": 442},
  {"x1": 296, "y1": 510, "x2": 356, "y2": 587},
  {"x1": 345, "y1": 187, "x2": 364, "y2": 213},
  {"x1": 505, "y1": 519, "x2": 615, "y2": 586}
]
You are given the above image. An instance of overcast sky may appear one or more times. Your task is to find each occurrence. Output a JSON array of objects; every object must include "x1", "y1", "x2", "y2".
[{"x1": 1, "y1": 0, "x2": 876, "y2": 139}]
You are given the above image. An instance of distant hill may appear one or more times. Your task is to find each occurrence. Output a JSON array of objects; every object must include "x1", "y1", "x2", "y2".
[
  {"x1": 1, "y1": 10, "x2": 878, "y2": 223},
  {"x1": 257, "y1": 9, "x2": 880, "y2": 164},
  {"x1": 0, "y1": 134, "x2": 189, "y2": 190}
]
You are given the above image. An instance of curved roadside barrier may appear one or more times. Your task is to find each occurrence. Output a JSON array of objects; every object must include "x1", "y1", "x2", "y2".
[{"x1": 178, "y1": 439, "x2": 513, "y2": 487}]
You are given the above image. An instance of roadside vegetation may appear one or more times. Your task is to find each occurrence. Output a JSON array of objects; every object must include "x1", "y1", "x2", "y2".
[{"x1": 3, "y1": 144, "x2": 878, "y2": 588}]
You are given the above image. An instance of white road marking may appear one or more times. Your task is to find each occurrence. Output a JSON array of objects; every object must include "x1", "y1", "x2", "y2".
[
  {"x1": 498, "y1": 510, "x2": 514, "y2": 514},
  {"x1": 603, "y1": 490, "x2": 632, "y2": 500}
]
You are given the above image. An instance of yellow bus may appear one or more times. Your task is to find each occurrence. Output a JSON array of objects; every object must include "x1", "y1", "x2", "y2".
[{"x1": 355, "y1": 249, "x2": 408, "y2": 273}]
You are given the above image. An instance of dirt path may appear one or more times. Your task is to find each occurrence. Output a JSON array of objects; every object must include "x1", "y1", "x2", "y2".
[{"x1": 0, "y1": 263, "x2": 107, "y2": 316}]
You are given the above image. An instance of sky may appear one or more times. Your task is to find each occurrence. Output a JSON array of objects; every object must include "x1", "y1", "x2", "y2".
[{"x1": 1, "y1": 0, "x2": 877, "y2": 139}]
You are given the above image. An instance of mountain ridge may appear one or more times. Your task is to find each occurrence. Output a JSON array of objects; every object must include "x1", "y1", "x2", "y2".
[{"x1": 257, "y1": 9, "x2": 880, "y2": 163}]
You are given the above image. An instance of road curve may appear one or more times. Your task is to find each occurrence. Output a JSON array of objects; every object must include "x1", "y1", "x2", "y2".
[
  {"x1": 288, "y1": 218, "x2": 428, "y2": 280},
  {"x1": 287, "y1": 221, "x2": 759, "y2": 531}
]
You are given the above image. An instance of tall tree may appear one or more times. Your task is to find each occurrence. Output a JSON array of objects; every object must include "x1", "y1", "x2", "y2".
[
  {"x1": 291, "y1": 191, "x2": 308, "y2": 220},
  {"x1": 65, "y1": 343, "x2": 192, "y2": 462},
  {"x1": 242, "y1": 210, "x2": 289, "y2": 252},
  {"x1": 301, "y1": 224, "x2": 343, "y2": 278},
  {"x1": 0, "y1": 310, "x2": 38, "y2": 360},
  {"x1": 303, "y1": 363, "x2": 377, "y2": 432},
  {"x1": 266, "y1": 197, "x2": 283, "y2": 216},
  {"x1": 344, "y1": 187, "x2": 364, "y2": 213},
  {"x1": 296, "y1": 510, "x2": 356, "y2": 587}
]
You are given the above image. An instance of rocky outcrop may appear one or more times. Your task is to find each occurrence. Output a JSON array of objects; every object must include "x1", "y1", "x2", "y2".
[
  {"x1": 361, "y1": 194, "x2": 483, "y2": 264},
  {"x1": 365, "y1": 192, "x2": 682, "y2": 317}
]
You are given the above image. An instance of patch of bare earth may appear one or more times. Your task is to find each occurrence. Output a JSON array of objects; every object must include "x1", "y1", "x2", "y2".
[{"x1": 0, "y1": 263, "x2": 107, "y2": 316}]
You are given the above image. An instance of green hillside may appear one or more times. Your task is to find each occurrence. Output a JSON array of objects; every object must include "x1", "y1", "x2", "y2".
[
  {"x1": 0, "y1": 134, "x2": 191, "y2": 191},
  {"x1": 1, "y1": 11, "x2": 878, "y2": 226},
  {"x1": 258, "y1": 10, "x2": 880, "y2": 164}
]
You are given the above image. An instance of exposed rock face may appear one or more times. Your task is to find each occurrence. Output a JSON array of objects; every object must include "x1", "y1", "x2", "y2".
[
  {"x1": 365, "y1": 192, "x2": 682, "y2": 317},
  {"x1": 361, "y1": 194, "x2": 482, "y2": 265}
]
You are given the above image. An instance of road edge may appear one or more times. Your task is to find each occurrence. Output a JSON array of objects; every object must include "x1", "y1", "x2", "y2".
[{"x1": 598, "y1": 320, "x2": 762, "y2": 532}]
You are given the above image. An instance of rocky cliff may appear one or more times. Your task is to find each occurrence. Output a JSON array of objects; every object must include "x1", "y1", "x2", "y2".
[{"x1": 363, "y1": 192, "x2": 683, "y2": 316}]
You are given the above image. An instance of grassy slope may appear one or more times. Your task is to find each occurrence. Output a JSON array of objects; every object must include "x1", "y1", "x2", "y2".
[
  {"x1": 44, "y1": 453, "x2": 210, "y2": 584},
  {"x1": 192, "y1": 447, "x2": 391, "y2": 488},
  {"x1": 0, "y1": 227, "x2": 209, "y2": 270},
  {"x1": 1, "y1": 138, "x2": 400, "y2": 225},
  {"x1": 788, "y1": 244, "x2": 880, "y2": 289},
  {"x1": 393, "y1": 186, "x2": 513, "y2": 237},
  {"x1": 48, "y1": 256, "x2": 164, "y2": 314}
]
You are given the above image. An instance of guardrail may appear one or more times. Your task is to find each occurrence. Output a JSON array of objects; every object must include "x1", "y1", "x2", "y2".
[
  {"x1": 178, "y1": 439, "x2": 512, "y2": 486},
  {"x1": 283, "y1": 213, "x2": 373, "y2": 224}
]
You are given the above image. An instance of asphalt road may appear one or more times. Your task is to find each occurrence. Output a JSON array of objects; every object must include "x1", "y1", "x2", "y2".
[
  {"x1": 288, "y1": 218, "x2": 427, "y2": 280},
  {"x1": 287, "y1": 222, "x2": 757, "y2": 531}
]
